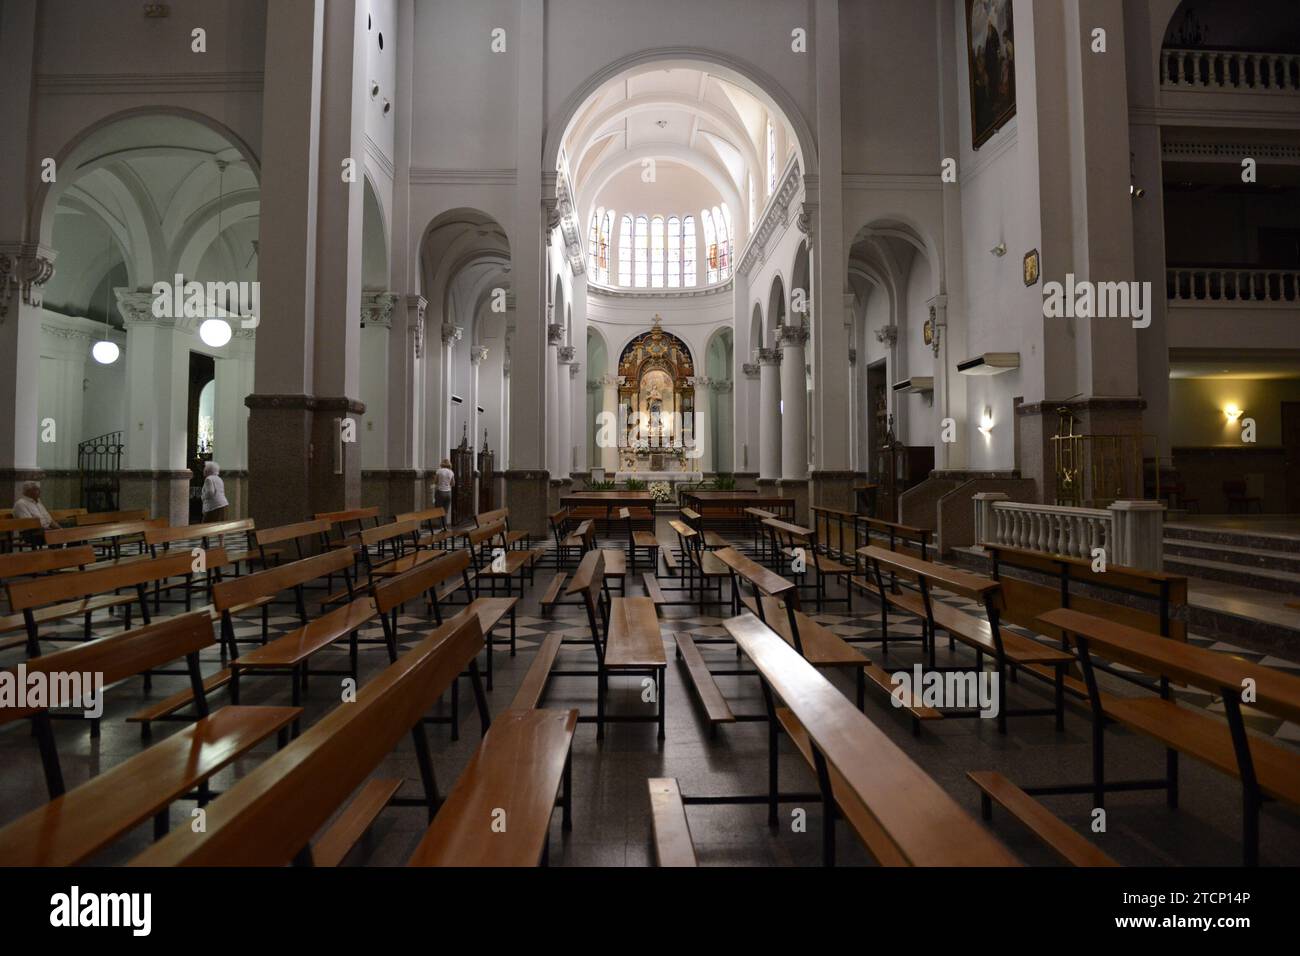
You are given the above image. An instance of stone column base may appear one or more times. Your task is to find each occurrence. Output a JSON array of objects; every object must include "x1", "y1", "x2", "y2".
[
  {"x1": 775, "y1": 477, "x2": 810, "y2": 525},
  {"x1": 505, "y1": 470, "x2": 551, "y2": 535},
  {"x1": 119, "y1": 470, "x2": 192, "y2": 524},
  {"x1": 1016, "y1": 398, "x2": 1147, "y2": 504},
  {"x1": 733, "y1": 472, "x2": 759, "y2": 491},
  {"x1": 809, "y1": 471, "x2": 856, "y2": 519},
  {"x1": 361, "y1": 469, "x2": 430, "y2": 519},
  {"x1": 34, "y1": 469, "x2": 78, "y2": 511},
  {"x1": 246, "y1": 394, "x2": 365, "y2": 529}
]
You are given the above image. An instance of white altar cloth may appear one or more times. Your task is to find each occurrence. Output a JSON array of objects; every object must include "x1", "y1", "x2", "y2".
[{"x1": 615, "y1": 471, "x2": 703, "y2": 482}]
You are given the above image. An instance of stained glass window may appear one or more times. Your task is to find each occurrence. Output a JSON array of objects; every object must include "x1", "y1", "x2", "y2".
[
  {"x1": 634, "y1": 215, "x2": 649, "y2": 288},
  {"x1": 718, "y1": 204, "x2": 732, "y2": 279},
  {"x1": 618, "y1": 214, "x2": 633, "y2": 286},
  {"x1": 766, "y1": 119, "x2": 777, "y2": 195},
  {"x1": 703, "y1": 208, "x2": 718, "y2": 284},
  {"x1": 650, "y1": 216, "x2": 665, "y2": 288},
  {"x1": 667, "y1": 217, "x2": 681, "y2": 288},
  {"x1": 683, "y1": 215, "x2": 696, "y2": 287}
]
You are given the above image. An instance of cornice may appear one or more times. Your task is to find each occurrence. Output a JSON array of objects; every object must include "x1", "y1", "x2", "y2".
[
  {"x1": 36, "y1": 71, "x2": 264, "y2": 95},
  {"x1": 410, "y1": 168, "x2": 517, "y2": 185},
  {"x1": 737, "y1": 158, "x2": 803, "y2": 278},
  {"x1": 586, "y1": 279, "x2": 734, "y2": 300}
]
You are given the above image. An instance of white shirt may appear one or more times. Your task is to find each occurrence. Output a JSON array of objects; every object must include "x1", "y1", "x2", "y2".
[
  {"x1": 13, "y1": 495, "x2": 55, "y2": 529},
  {"x1": 434, "y1": 467, "x2": 455, "y2": 493},
  {"x1": 201, "y1": 474, "x2": 228, "y2": 512}
]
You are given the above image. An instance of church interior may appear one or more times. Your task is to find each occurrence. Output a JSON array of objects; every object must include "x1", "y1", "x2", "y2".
[{"x1": 1, "y1": 0, "x2": 1299, "y2": 887}]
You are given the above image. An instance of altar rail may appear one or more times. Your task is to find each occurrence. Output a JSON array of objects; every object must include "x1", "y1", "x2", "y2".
[
  {"x1": 1167, "y1": 267, "x2": 1300, "y2": 306},
  {"x1": 973, "y1": 493, "x2": 1165, "y2": 571},
  {"x1": 1160, "y1": 48, "x2": 1300, "y2": 93}
]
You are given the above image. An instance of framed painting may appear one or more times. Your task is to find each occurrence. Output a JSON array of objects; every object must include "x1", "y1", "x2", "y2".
[{"x1": 965, "y1": 0, "x2": 1017, "y2": 149}]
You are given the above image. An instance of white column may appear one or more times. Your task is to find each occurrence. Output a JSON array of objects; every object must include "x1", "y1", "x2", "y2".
[
  {"x1": 36, "y1": 325, "x2": 90, "y2": 472},
  {"x1": 778, "y1": 325, "x2": 809, "y2": 479},
  {"x1": 714, "y1": 380, "x2": 734, "y2": 473},
  {"x1": 556, "y1": 345, "x2": 575, "y2": 479},
  {"x1": 116, "y1": 291, "x2": 188, "y2": 473},
  {"x1": 599, "y1": 374, "x2": 618, "y2": 473},
  {"x1": 758, "y1": 348, "x2": 782, "y2": 481},
  {"x1": 691, "y1": 378, "x2": 712, "y2": 474},
  {"x1": 392, "y1": 294, "x2": 425, "y2": 471},
  {"x1": 569, "y1": 361, "x2": 584, "y2": 474},
  {"x1": 360, "y1": 292, "x2": 396, "y2": 470},
  {"x1": 545, "y1": 318, "x2": 563, "y2": 475},
  {"x1": 742, "y1": 361, "x2": 760, "y2": 474},
  {"x1": 470, "y1": 344, "x2": 488, "y2": 455},
  {"x1": 214, "y1": 331, "x2": 254, "y2": 471}
]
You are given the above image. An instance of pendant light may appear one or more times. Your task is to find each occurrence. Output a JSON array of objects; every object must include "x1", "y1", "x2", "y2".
[
  {"x1": 198, "y1": 158, "x2": 232, "y2": 348},
  {"x1": 92, "y1": 226, "x2": 119, "y2": 364}
]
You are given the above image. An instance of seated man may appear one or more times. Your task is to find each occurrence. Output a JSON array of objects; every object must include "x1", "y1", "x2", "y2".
[{"x1": 12, "y1": 481, "x2": 57, "y2": 531}]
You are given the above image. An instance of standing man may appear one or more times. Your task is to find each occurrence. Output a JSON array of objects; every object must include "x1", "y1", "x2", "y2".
[{"x1": 433, "y1": 458, "x2": 456, "y2": 522}]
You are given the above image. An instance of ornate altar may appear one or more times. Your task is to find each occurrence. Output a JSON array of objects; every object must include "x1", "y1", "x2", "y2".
[
  {"x1": 450, "y1": 424, "x2": 475, "y2": 521},
  {"x1": 617, "y1": 315, "x2": 698, "y2": 476}
]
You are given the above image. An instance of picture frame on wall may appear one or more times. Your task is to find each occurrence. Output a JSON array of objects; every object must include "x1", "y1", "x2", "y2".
[
  {"x1": 964, "y1": 0, "x2": 1017, "y2": 149},
  {"x1": 1023, "y1": 249, "x2": 1040, "y2": 286}
]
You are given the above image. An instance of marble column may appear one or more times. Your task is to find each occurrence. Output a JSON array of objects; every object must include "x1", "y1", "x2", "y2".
[
  {"x1": 568, "y1": 361, "x2": 584, "y2": 476},
  {"x1": 436, "y1": 322, "x2": 462, "y2": 462},
  {"x1": 545, "y1": 319, "x2": 564, "y2": 478},
  {"x1": 470, "y1": 345, "x2": 489, "y2": 458},
  {"x1": 556, "y1": 345, "x2": 575, "y2": 480},
  {"x1": 36, "y1": 324, "x2": 90, "y2": 473},
  {"x1": 598, "y1": 373, "x2": 619, "y2": 473},
  {"x1": 360, "y1": 292, "x2": 397, "y2": 472},
  {"x1": 214, "y1": 329, "x2": 255, "y2": 515},
  {"x1": 742, "y1": 361, "x2": 760, "y2": 476},
  {"x1": 0, "y1": 244, "x2": 56, "y2": 501},
  {"x1": 778, "y1": 325, "x2": 809, "y2": 480},
  {"x1": 757, "y1": 348, "x2": 782, "y2": 481},
  {"x1": 713, "y1": 379, "x2": 734, "y2": 473}
]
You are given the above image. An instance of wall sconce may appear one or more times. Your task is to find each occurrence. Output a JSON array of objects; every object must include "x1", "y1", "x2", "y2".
[
  {"x1": 1224, "y1": 404, "x2": 1244, "y2": 424},
  {"x1": 978, "y1": 407, "x2": 995, "y2": 436},
  {"x1": 990, "y1": 242, "x2": 1007, "y2": 257}
]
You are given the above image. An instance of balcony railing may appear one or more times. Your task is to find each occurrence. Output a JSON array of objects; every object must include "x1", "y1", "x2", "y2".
[
  {"x1": 973, "y1": 494, "x2": 1166, "y2": 571},
  {"x1": 1166, "y1": 267, "x2": 1300, "y2": 305},
  {"x1": 1161, "y1": 48, "x2": 1300, "y2": 92}
]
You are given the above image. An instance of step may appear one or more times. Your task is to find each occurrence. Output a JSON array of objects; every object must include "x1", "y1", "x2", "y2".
[
  {"x1": 1164, "y1": 522, "x2": 1300, "y2": 555},
  {"x1": 1162, "y1": 553, "x2": 1300, "y2": 595},
  {"x1": 1163, "y1": 538, "x2": 1300, "y2": 573}
]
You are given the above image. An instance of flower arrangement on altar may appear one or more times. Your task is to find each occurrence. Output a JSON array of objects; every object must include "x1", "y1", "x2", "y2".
[{"x1": 648, "y1": 480, "x2": 673, "y2": 503}]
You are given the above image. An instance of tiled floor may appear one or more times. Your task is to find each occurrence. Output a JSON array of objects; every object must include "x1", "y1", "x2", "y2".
[{"x1": 2, "y1": 519, "x2": 1299, "y2": 867}]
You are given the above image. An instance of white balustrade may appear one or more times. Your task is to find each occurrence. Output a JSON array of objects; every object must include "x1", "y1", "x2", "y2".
[
  {"x1": 973, "y1": 493, "x2": 1165, "y2": 571},
  {"x1": 1167, "y1": 267, "x2": 1300, "y2": 305},
  {"x1": 1161, "y1": 48, "x2": 1300, "y2": 93}
]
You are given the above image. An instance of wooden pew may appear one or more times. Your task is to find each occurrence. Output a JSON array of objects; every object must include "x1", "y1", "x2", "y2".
[
  {"x1": 1039, "y1": 607, "x2": 1300, "y2": 866},
  {"x1": 680, "y1": 506, "x2": 729, "y2": 549},
  {"x1": 5, "y1": 547, "x2": 227, "y2": 657},
  {"x1": 966, "y1": 772, "x2": 1117, "y2": 867},
  {"x1": 0, "y1": 517, "x2": 41, "y2": 553},
  {"x1": 247, "y1": 517, "x2": 331, "y2": 572},
  {"x1": 315, "y1": 506, "x2": 381, "y2": 553},
  {"x1": 859, "y1": 545, "x2": 1074, "y2": 733},
  {"x1": 372, "y1": 548, "x2": 517, "y2": 692},
  {"x1": 723, "y1": 611, "x2": 1020, "y2": 867},
  {"x1": 141, "y1": 519, "x2": 256, "y2": 610},
  {"x1": 0, "y1": 611, "x2": 300, "y2": 865},
  {"x1": 45, "y1": 518, "x2": 168, "y2": 559},
  {"x1": 810, "y1": 505, "x2": 859, "y2": 561},
  {"x1": 48, "y1": 507, "x2": 87, "y2": 523},
  {"x1": 466, "y1": 520, "x2": 543, "y2": 596},
  {"x1": 318, "y1": 517, "x2": 433, "y2": 609},
  {"x1": 617, "y1": 506, "x2": 659, "y2": 574},
  {"x1": 0, "y1": 546, "x2": 98, "y2": 651},
  {"x1": 666, "y1": 519, "x2": 728, "y2": 607},
  {"x1": 475, "y1": 506, "x2": 531, "y2": 550},
  {"x1": 648, "y1": 777, "x2": 698, "y2": 867},
  {"x1": 396, "y1": 506, "x2": 454, "y2": 549},
  {"x1": 130, "y1": 615, "x2": 578, "y2": 867},
  {"x1": 74, "y1": 509, "x2": 149, "y2": 526},
  {"x1": 762, "y1": 516, "x2": 858, "y2": 611},
  {"x1": 554, "y1": 549, "x2": 667, "y2": 740}
]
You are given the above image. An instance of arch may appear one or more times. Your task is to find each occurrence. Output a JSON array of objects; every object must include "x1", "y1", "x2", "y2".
[
  {"x1": 547, "y1": 48, "x2": 817, "y2": 180},
  {"x1": 765, "y1": 274, "x2": 787, "y2": 346},
  {"x1": 32, "y1": 107, "x2": 260, "y2": 248},
  {"x1": 849, "y1": 215, "x2": 942, "y2": 298},
  {"x1": 749, "y1": 302, "x2": 764, "y2": 356},
  {"x1": 790, "y1": 240, "x2": 811, "y2": 327},
  {"x1": 361, "y1": 172, "x2": 390, "y2": 289}
]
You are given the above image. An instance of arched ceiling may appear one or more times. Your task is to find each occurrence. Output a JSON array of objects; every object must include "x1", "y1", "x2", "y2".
[{"x1": 560, "y1": 65, "x2": 797, "y2": 244}]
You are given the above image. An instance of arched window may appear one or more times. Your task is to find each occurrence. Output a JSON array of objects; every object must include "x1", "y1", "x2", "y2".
[
  {"x1": 589, "y1": 207, "x2": 612, "y2": 284},
  {"x1": 703, "y1": 209, "x2": 719, "y2": 284},
  {"x1": 633, "y1": 215, "x2": 649, "y2": 288},
  {"x1": 667, "y1": 217, "x2": 681, "y2": 288},
  {"x1": 682, "y1": 215, "x2": 696, "y2": 287},
  {"x1": 718, "y1": 204, "x2": 732, "y2": 280},
  {"x1": 650, "y1": 216, "x2": 665, "y2": 288},
  {"x1": 618, "y1": 214, "x2": 633, "y2": 286},
  {"x1": 766, "y1": 119, "x2": 777, "y2": 195}
]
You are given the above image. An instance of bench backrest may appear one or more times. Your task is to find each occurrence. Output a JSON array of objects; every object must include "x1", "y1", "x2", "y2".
[
  {"x1": 0, "y1": 545, "x2": 95, "y2": 580},
  {"x1": 372, "y1": 549, "x2": 471, "y2": 616},
  {"x1": 0, "y1": 517, "x2": 41, "y2": 534},
  {"x1": 476, "y1": 507, "x2": 509, "y2": 526},
  {"x1": 395, "y1": 507, "x2": 446, "y2": 526},
  {"x1": 573, "y1": 549, "x2": 607, "y2": 638},
  {"x1": 48, "y1": 508, "x2": 87, "y2": 521},
  {"x1": 714, "y1": 547, "x2": 797, "y2": 601},
  {"x1": 858, "y1": 545, "x2": 1001, "y2": 605},
  {"x1": 357, "y1": 518, "x2": 421, "y2": 548},
  {"x1": 856, "y1": 516, "x2": 931, "y2": 559},
  {"x1": 144, "y1": 519, "x2": 254, "y2": 548},
  {"x1": 468, "y1": 520, "x2": 507, "y2": 549},
  {"x1": 6, "y1": 547, "x2": 229, "y2": 613},
  {"x1": 212, "y1": 547, "x2": 354, "y2": 612},
  {"x1": 0, "y1": 611, "x2": 214, "y2": 726},
  {"x1": 314, "y1": 507, "x2": 380, "y2": 525},
  {"x1": 75, "y1": 509, "x2": 149, "y2": 526},
  {"x1": 45, "y1": 518, "x2": 167, "y2": 547},
  {"x1": 725, "y1": 612, "x2": 1019, "y2": 866},
  {"x1": 129, "y1": 613, "x2": 485, "y2": 866},
  {"x1": 251, "y1": 518, "x2": 331, "y2": 548}
]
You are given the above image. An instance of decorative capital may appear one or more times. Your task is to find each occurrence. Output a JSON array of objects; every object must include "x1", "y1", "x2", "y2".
[
  {"x1": 874, "y1": 324, "x2": 899, "y2": 347},
  {"x1": 405, "y1": 294, "x2": 428, "y2": 358},
  {"x1": 360, "y1": 290, "x2": 398, "y2": 329},
  {"x1": 742, "y1": 362, "x2": 760, "y2": 380},
  {"x1": 557, "y1": 344, "x2": 576, "y2": 364},
  {"x1": 114, "y1": 289, "x2": 162, "y2": 327},
  {"x1": 569, "y1": 361, "x2": 582, "y2": 378},
  {"x1": 547, "y1": 323, "x2": 566, "y2": 346},
  {"x1": 470, "y1": 345, "x2": 489, "y2": 364},
  {"x1": 0, "y1": 242, "x2": 57, "y2": 320},
  {"x1": 712, "y1": 379, "x2": 734, "y2": 394},
  {"x1": 441, "y1": 322, "x2": 463, "y2": 347},
  {"x1": 776, "y1": 324, "x2": 809, "y2": 348},
  {"x1": 596, "y1": 373, "x2": 619, "y2": 387},
  {"x1": 757, "y1": 347, "x2": 783, "y2": 367}
]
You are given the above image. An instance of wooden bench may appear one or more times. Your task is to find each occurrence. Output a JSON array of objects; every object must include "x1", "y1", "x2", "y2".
[
  {"x1": 45, "y1": 517, "x2": 168, "y2": 559},
  {"x1": 648, "y1": 777, "x2": 698, "y2": 867},
  {"x1": 74, "y1": 508, "x2": 149, "y2": 526},
  {"x1": 555, "y1": 550, "x2": 667, "y2": 740},
  {"x1": 811, "y1": 505, "x2": 859, "y2": 561},
  {"x1": 859, "y1": 545, "x2": 1074, "y2": 733},
  {"x1": 0, "y1": 545, "x2": 98, "y2": 650},
  {"x1": 373, "y1": 548, "x2": 517, "y2": 693},
  {"x1": 763, "y1": 516, "x2": 857, "y2": 611},
  {"x1": 5, "y1": 547, "x2": 228, "y2": 658},
  {"x1": 617, "y1": 506, "x2": 660, "y2": 574},
  {"x1": 680, "y1": 506, "x2": 729, "y2": 549},
  {"x1": 540, "y1": 519, "x2": 593, "y2": 613},
  {"x1": 131, "y1": 615, "x2": 578, "y2": 867},
  {"x1": 476, "y1": 506, "x2": 531, "y2": 550},
  {"x1": 0, "y1": 517, "x2": 40, "y2": 553},
  {"x1": 247, "y1": 517, "x2": 331, "y2": 572},
  {"x1": 854, "y1": 515, "x2": 932, "y2": 561},
  {"x1": 967, "y1": 771, "x2": 1117, "y2": 867},
  {"x1": 666, "y1": 520, "x2": 728, "y2": 607},
  {"x1": 0, "y1": 611, "x2": 299, "y2": 865},
  {"x1": 723, "y1": 611, "x2": 1020, "y2": 867},
  {"x1": 1040, "y1": 606, "x2": 1300, "y2": 866},
  {"x1": 467, "y1": 520, "x2": 542, "y2": 596},
  {"x1": 318, "y1": 517, "x2": 431, "y2": 608},
  {"x1": 396, "y1": 506, "x2": 453, "y2": 549}
]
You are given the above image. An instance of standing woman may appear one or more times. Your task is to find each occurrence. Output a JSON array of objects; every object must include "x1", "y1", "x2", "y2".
[
  {"x1": 433, "y1": 458, "x2": 456, "y2": 520},
  {"x1": 201, "y1": 461, "x2": 229, "y2": 521}
]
